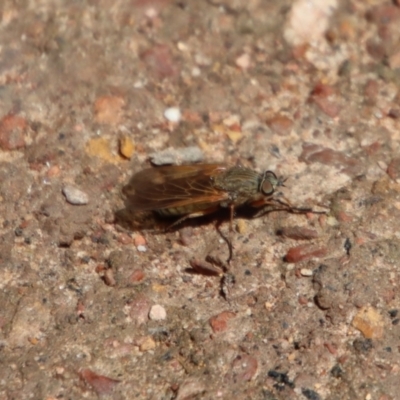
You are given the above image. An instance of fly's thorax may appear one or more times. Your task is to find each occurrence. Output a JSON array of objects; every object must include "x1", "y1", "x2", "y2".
[
  {"x1": 212, "y1": 167, "x2": 259, "y2": 193},
  {"x1": 211, "y1": 167, "x2": 281, "y2": 207},
  {"x1": 211, "y1": 166, "x2": 262, "y2": 205}
]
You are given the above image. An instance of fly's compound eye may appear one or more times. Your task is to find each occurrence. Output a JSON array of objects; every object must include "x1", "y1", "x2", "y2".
[{"x1": 260, "y1": 171, "x2": 279, "y2": 195}]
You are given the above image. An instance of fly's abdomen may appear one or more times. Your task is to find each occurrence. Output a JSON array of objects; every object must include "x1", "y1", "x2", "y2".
[{"x1": 156, "y1": 203, "x2": 212, "y2": 217}]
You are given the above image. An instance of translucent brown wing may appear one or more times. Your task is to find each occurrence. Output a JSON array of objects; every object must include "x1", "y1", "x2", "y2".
[{"x1": 123, "y1": 164, "x2": 229, "y2": 211}]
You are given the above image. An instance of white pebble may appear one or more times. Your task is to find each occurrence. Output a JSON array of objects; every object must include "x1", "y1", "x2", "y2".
[
  {"x1": 149, "y1": 146, "x2": 204, "y2": 166},
  {"x1": 137, "y1": 245, "x2": 147, "y2": 252},
  {"x1": 191, "y1": 67, "x2": 201, "y2": 77},
  {"x1": 164, "y1": 107, "x2": 181, "y2": 123},
  {"x1": 235, "y1": 53, "x2": 251, "y2": 70},
  {"x1": 300, "y1": 268, "x2": 313, "y2": 277},
  {"x1": 149, "y1": 305, "x2": 167, "y2": 321},
  {"x1": 283, "y1": 0, "x2": 337, "y2": 46},
  {"x1": 62, "y1": 185, "x2": 89, "y2": 205}
]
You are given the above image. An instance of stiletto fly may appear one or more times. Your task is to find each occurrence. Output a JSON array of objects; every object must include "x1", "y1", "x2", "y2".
[{"x1": 122, "y1": 164, "x2": 291, "y2": 231}]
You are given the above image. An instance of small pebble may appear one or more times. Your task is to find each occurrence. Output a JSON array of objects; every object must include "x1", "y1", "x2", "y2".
[
  {"x1": 129, "y1": 294, "x2": 151, "y2": 325},
  {"x1": 134, "y1": 234, "x2": 147, "y2": 246},
  {"x1": 0, "y1": 114, "x2": 27, "y2": 151},
  {"x1": 47, "y1": 165, "x2": 61, "y2": 178},
  {"x1": 149, "y1": 304, "x2": 167, "y2": 321},
  {"x1": 209, "y1": 311, "x2": 236, "y2": 333},
  {"x1": 150, "y1": 146, "x2": 204, "y2": 165},
  {"x1": 134, "y1": 235, "x2": 147, "y2": 252},
  {"x1": 191, "y1": 67, "x2": 201, "y2": 77},
  {"x1": 94, "y1": 95, "x2": 125, "y2": 125},
  {"x1": 236, "y1": 220, "x2": 247, "y2": 234},
  {"x1": 300, "y1": 268, "x2": 314, "y2": 277},
  {"x1": 129, "y1": 269, "x2": 145, "y2": 283},
  {"x1": 352, "y1": 306, "x2": 384, "y2": 339},
  {"x1": 284, "y1": 244, "x2": 328, "y2": 263},
  {"x1": 62, "y1": 185, "x2": 89, "y2": 205},
  {"x1": 119, "y1": 135, "x2": 135, "y2": 159},
  {"x1": 164, "y1": 107, "x2": 181, "y2": 123},
  {"x1": 139, "y1": 336, "x2": 156, "y2": 351},
  {"x1": 103, "y1": 269, "x2": 116, "y2": 287},
  {"x1": 117, "y1": 233, "x2": 133, "y2": 245},
  {"x1": 235, "y1": 53, "x2": 251, "y2": 70}
]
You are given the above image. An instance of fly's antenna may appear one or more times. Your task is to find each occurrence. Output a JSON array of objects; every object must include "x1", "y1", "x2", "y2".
[{"x1": 277, "y1": 175, "x2": 288, "y2": 188}]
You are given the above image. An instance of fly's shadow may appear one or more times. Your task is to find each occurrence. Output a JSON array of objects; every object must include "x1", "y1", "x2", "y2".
[{"x1": 116, "y1": 163, "x2": 329, "y2": 293}]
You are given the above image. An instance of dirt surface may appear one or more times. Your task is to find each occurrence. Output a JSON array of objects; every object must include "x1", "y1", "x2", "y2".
[{"x1": 1, "y1": 0, "x2": 400, "y2": 399}]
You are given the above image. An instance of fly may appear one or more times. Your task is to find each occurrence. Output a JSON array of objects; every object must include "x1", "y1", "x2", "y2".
[{"x1": 123, "y1": 163, "x2": 314, "y2": 262}]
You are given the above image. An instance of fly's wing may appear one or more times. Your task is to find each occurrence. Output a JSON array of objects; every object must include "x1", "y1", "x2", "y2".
[{"x1": 123, "y1": 164, "x2": 229, "y2": 211}]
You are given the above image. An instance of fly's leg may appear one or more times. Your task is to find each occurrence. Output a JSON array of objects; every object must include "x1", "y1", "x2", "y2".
[
  {"x1": 165, "y1": 204, "x2": 235, "y2": 263},
  {"x1": 228, "y1": 204, "x2": 235, "y2": 263},
  {"x1": 250, "y1": 197, "x2": 316, "y2": 218}
]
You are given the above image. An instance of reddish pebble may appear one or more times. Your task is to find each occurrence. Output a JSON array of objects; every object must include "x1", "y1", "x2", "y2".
[
  {"x1": 298, "y1": 295, "x2": 308, "y2": 305},
  {"x1": 337, "y1": 211, "x2": 353, "y2": 223},
  {"x1": 134, "y1": 235, "x2": 146, "y2": 247},
  {"x1": 299, "y1": 144, "x2": 359, "y2": 172},
  {"x1": 19, "y1": 219, "x2": 30, "y2": 229},
  {"x1": 312, "y1": 96, "x2": 340, "y2": 118},
  {"x1": 388, "y1": 109, "x2": 400, "y2": 119},
  {"x1": 141, "y1": 44, "x2": 178, "y2": 79},
  {"x1": 189, "y1": 258, "x2": 222, "y2": 275},
  {"x1": 355, "y1": 237, "x2": 366, "y2": 245},
  {"x1": 0, "y1": 114, "x2": 27, "y2": 150},
  {"x1": 267, "y1": 115, "x2": 293, "y2": 136},
  {"x1": 364, "y1": 79, "x2": 379, "y2": 104},
  {"x1": 318, "y1": 214, "x2": 327, "y2": 227},
  {"x1": 76, "y1": 300, "x2": 85, "y2": 316},
  {"x1": 103, "y1": 269, "x2": 116, "y2": 287},
  {"x1": 284, "y1": 244, "x2": 328, "y2": 263},
  {"x1": 324, "y1": 342, "x2": 337, "y2": 355},
  {"x1": 292, "y1": 44, "x2": 308, "y2": 59},
  {"x1": 276, "y1": 226, "x2": 319, "y2": 240},
  {"x1": 366, "y1": 39, "x2": 385, "y2": 61},
  {"x1": 118, "y1": 233, "x2": 133, "y2": 245},
  {"x1": 79, "y1": 369, "x2": 120, "y2": 395},
  {"x1": 311, "y1": 82, "x2": 336, "y2": 97},
  {"x1": 363, "y1": 141, "x2": 380, "y2": 156},
  {"x1": 381, "y1": 288, "x2": 395, "y2": 304},
  {"x1": 387, "y1": 158, "x2": 400, "y2": 180},
  {"x1": 95, "y1": 264, "x2": 106, "y2": 273},
  {"x1": 310, "y1": 83, "x2": 340, "y2": 118},
  {"x1": 366, "y1": 5, "x2": 400, "y2": 25},
  {"x1": 129, "y1": 269, "x2": 145, "y2": 283},
  {"x1": 231, "y1": 354, "x2": 258, "y2": 382},
  {"x1": 182, "y1": 110, "x2": 202, "y2": 124},
  {"x1": 209, "y1": 311, "x2": 236, "y2": 333},
  {"x1": 47, "y1": 165, "x2": 61, "y2": 177},
  {"x1": 94, "y1": 95, "x2": 125, "y2": 125},
  {"x1": 128, "y1": 294, "x2": 151, "y2": 325}
]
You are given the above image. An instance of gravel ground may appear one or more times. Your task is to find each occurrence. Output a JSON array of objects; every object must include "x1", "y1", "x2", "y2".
[{"x1": 1, "y1": 1, "x2": 400, "y2": 399}]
